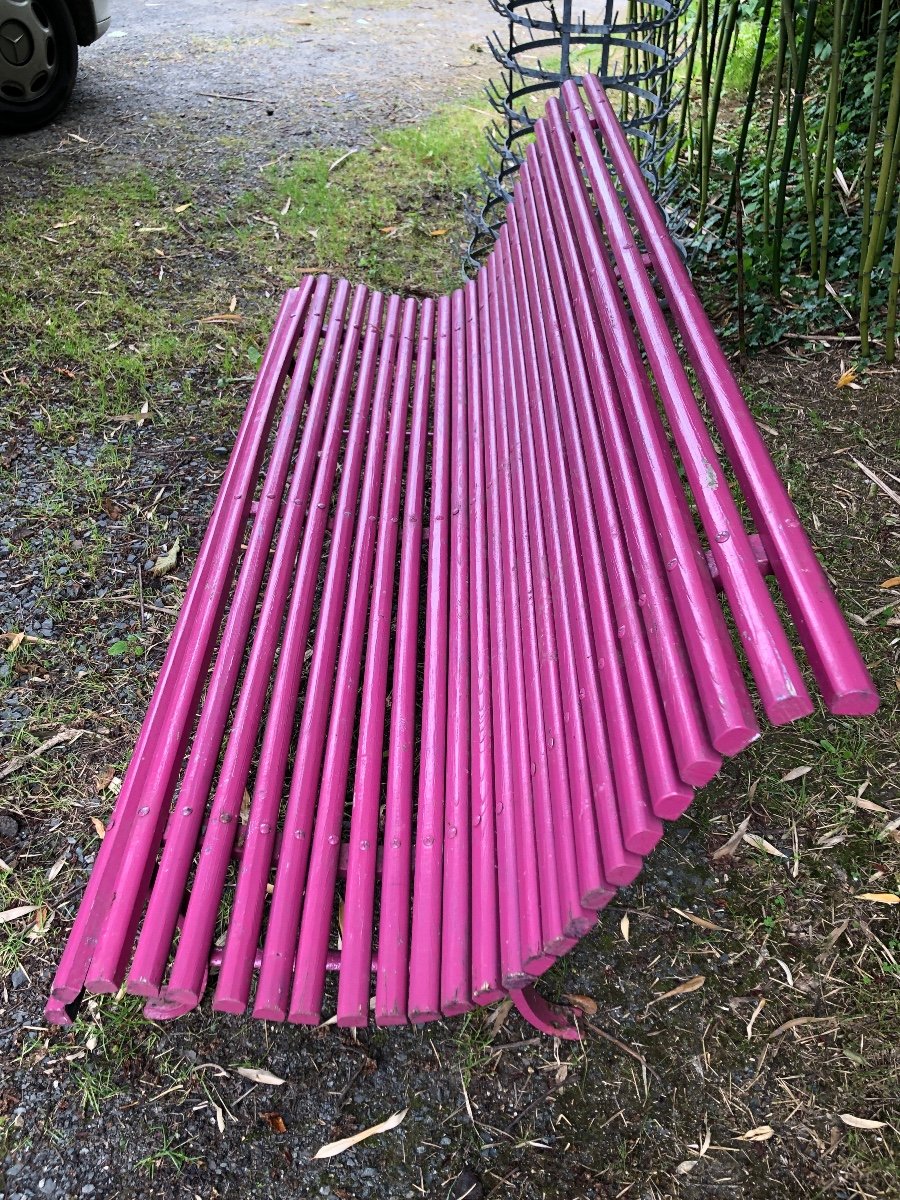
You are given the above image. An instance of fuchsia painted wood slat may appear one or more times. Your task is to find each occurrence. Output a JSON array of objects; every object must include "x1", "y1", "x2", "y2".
[{"x1": 47, "y1": 78, "x2": 878, "y2": 1039}]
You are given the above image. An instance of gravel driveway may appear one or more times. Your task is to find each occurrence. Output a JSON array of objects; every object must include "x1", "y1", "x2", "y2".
[{"x1": 1, "y1": 0, "x2": 491, "y2": 189}]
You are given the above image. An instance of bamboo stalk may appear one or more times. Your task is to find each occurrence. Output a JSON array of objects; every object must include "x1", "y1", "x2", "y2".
[
  {"x1": 818, "y1": 0, "x2": 843, "y2": 297},
  {"x1": 777, "y1": 0, "x2": 819, "y2": 271},
  {"x1": 858, "y1": 0, "x2": 891, "y2": 293},
  {"x1": 861, "y1": 37, "x2": 900, "y2": 356},
  {"x1": 705, "y1": 0, "x2": 741, "y2": 206},
  {"x1": 763, "y1": 15, "x2": 788, "y2": 245},
  {"x1": 722, "y1": 0, "x2": 775, "y2": 237},
  {"x1": 886, "y1": 207, "x2": 900, "y2": 363},
  {"x1": 676, "y1": 1, "x2": 703, "y2": 168},
  {"x1": 697, "y1": 0, "x2": 712, "y2": 222}
]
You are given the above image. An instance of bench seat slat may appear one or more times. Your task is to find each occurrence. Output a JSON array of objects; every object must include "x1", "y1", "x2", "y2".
[
  {"x1": 440, "y1": 290, "x2": 476, "y2": 1015},
  {"x1": 52, "y1": 282, "x2": 314, "y2": 1004},
  {"x1": 346, "y1": 299, "x2": 433, "y2": 1028},
  {"x1": 581, "y1": 75, "x2": 879, "y2": 719},
  {"x1": 489, "y1": 254, "x2": 561, "y2": 974},
  {"x1": 291, "y1": 297, "x2": 420, "y2": 1024},
  {"x1": 125, "y1": 277, "x2": 342, "y2": 1000},
  {"x1": 47, "y1": 76, "x2": 878, "y2": 1033},
  {"x1": 535, "y1": 109, "x2": 721, "y2": 791},
  {"x1": 407, "y1": 295, "x2": 454, "y2": 1019},
  {"x1": 566, "y1": 88, "x2": 814, "y2": 729},
  {"x1": 497, "y1": 257, "x2": 600, "y2": 941},
  {"x1": 477, "y1": 266, "x2": 533, "y2": 988},
  {"x1": 465, "y1": 282, "x2": 505, "y2": 1005},
  {"x1": 253, "y1": 295, "x2": 404, "y2": 1021},
  {"x1": 514, "y1": 177, "x2": 665, "y2": 856},
  {"x1": 516, "y1": 171, "x2": 642, "y2": 890},
  {"x1": 524, "y1": 138, "x2": 696, "y2": 822},
  {"x1": 212, "y1": 286, "x2": 375, "y2": 1015},
  {"x1": 495, "y1": 259, "x2": 583, "y2": 953}
]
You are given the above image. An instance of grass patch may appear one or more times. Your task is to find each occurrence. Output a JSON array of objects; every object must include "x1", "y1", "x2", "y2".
[
  {"x1": 233, "y1": 105, "x2": 486, "y2": 295},
  {"x1": 0, "y1": 104, "x2": 484, "y2": 441}
]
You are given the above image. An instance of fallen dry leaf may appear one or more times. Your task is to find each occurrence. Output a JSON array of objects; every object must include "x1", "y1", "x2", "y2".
[
  {"x1": 150, "y1": 537, "x2": 181, "y2": 577},
  {"x1": 563, "y1": 993, "x2": 598, "y2": 1016},
  {"x1": 781, "y1": 765, "x2": 812, "y2": 782},
  {"x1": 835, "y1": 365, "x2": 860, "y2": 390},
  {"x1": 47, "y1": 855, "x2": 67, "y2": 882},
  {"x1": 234, "y1": 1067, "x2": 285, "y2": 1086},
  {"x1": 5, "y1": 631, "x2": 24, "y2": 653},
  {"x1": 96, "y1": 767, "x2": 116, "y2": 792},
  {"x1": 712, "y1": 816, "x2": 751, "y2": 860},
  {"x1": 746, "y1": 997, "x2": 766, "y2": 1038},
  {"x1": 429, "y1": 228, "x2": 448, "y2": 236},
  {"x1": 850, "y1": 796, "x2": 889, "y2": 814},
  {"x1": 769, "y1": 1016, "x2": 836, "y2": 1038},
  {"x1": 743, "y1": 833, "x2": 787, "y2": 859},
  {"x1": 855, "y1": 892, "x2": 899, "y2": 904},
  {"x1": 880, "y1": 576, "x2": 900, "y2": 589},
  {"x1": 260, "y1": 1112, "x2": 287, "y2": 1134},
  {"x1": 313, "y1": 1107, "x2": 408, "y2": 1159},
  {"x1": 0, "y1": 905, "x2": 39, "y2": 925},
  {"x1": 670, "y1": 907, "x2": 728, "y2": 932},
  {"x1": 486, "y1": 997, "x2": 513, "y2": 1032},
  {"x1": 675, "y1": 1159, "x2": 698, "y2": 1175},
  {"x1": 649, "y1": 975, "x2": 705, "y2": 1005},
  {"x1": 90, "y1": 816, "x2": 106, "y2": 840},
  {"x1": 620, "y1": 913, "x2": 630, "y2": 941},
  {"x1": 737, "y1": 1125, "x2": 775, "y2": 1142},
  {"x1": 839, "y1": 1114, "x2": 887, "y2": 1130}
]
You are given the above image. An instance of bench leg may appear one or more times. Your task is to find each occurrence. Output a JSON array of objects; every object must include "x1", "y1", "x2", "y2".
[{"x1": 510, "y1": 985, "x2": 582, "y2": 1041}]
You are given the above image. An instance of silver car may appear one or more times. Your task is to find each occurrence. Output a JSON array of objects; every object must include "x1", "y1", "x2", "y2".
[{"x1": 0, "y1": 0, "x2": 109, "y2": 133}]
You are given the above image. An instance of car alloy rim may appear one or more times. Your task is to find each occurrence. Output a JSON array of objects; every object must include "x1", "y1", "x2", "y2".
[{"x1": 0, "y1": 0, "x2": 57, "y2": 105}]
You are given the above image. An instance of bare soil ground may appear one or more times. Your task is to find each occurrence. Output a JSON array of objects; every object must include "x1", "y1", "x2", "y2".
[{"x1": 0, "y1": 3, "x2": 898, "y2": 1199}]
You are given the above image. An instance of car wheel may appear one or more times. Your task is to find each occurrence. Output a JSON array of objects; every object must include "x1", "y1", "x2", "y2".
[{"x1": 0, "y1": 0, "x2": 78, "y2": 134}]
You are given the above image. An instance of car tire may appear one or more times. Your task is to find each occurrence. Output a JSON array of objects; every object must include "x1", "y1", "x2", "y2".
[{"x1": 0, "y1": 0, "x2": 78, "y2": 135}]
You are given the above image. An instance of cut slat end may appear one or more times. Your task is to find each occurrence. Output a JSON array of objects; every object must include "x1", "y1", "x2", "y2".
[
  {"x1": 711, "y1": 724, "x2": 760, "y2": 757},
  {"x1": 83, "y1": 975, "x2": 120, "y2": 996},
  {"x1": 624, "y1": 821, "x2": 664, "y2": 857},
  {"x1": 143, "y1": 995, "x2": 199, "y2": 1021},
  {"x1": 826, "y1": 688, "x2": 880, "y2": 718},
  {"x1": 160, "y1": 984, "x2": 202, "y2": 1009},
  {"x1": 408, "y1": 1008, "x2": 442, "y2": 1025},
  {"x1": 472, "y1": 986, "x2": 507, "y2": 1007},
  {"x1": 212, "y1": 995, "x2": 248, "y2": 1015},
  {"x1": 764, "y1": 692, "x2": 816, "y2": 727},
  {"x1": 45, "y1": 994, "x2": 78, "y2": 1026},
  {"x1": 652, "y1": 788, "x2": 695, "y2": 822},
  {"x1": 375, "y1": 1010, "x2": 409, "y2": 1027},
  {"x1": 126, "y1": 977, "x2": 161, "y2": 999},
  {"x1": 287, "y1": 1008, "x2": 321, "y2": 1025},
  {"x1": 251, "y1": 1000, "x2": 288, "y2": 1022},
  {"x1": 441, "y1": 997, "x2": 475, "y2": 1018}
]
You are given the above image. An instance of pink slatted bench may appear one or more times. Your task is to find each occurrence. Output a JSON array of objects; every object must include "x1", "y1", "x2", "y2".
[{"x1": 47, "y1": 77, "x2": 878, "y2": 1039}]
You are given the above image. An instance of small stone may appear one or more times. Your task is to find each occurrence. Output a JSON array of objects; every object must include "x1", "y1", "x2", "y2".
[
  {"x1": 81, "y1": 1186, "x2": 96, "y2": 1195},
  {"x1": 10, "y1": 967, "x2": 28, "y2": 988},
  {"x1": 450, "y1": 1171, "x2": 484, "y2": 1200},
  {"x1": 0, "y1": 812, "x2": 19, "y2": 838}
]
